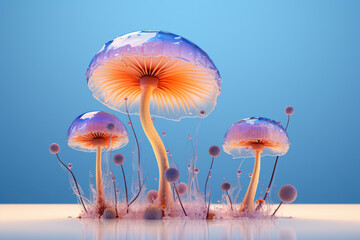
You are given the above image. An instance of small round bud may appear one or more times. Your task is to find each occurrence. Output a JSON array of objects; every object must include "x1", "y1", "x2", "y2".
[
  {"x1": 278, "y1": 184, "x2": 297, "y2": 203},
  {"x1": 146, "y1": 190, "x2": 158, "y2": 203},
  {"x1": 200, "y1": 110, "x2": 206, "y2": 116},
  {"x1": 103, "y1": 207, "x2": 116, "y2": 219},
  {"x1": 176, "y1": 182, "x2": 187, "y2": 195},
  {"x1": 285, "y1": 106, "x2": 294, "y2": 115},
  {"x1": 113, "y1": 153, "x2": 125, "y2": 165},
  {"x1": 127, "y1": 121, "x2": 131, "y2": 126},
  {"x1": 194, "y1": 168, "x2": 199, "y2": 173},
  {"x1": 188, "y1": 134, "x2": 192, "y2": 140},
  {"x1": 106, "y1": 123, "x2": 115, "y2": 131},
  {"x1": 111, "y1": 176, "x2": 116, "y2": 182},
  {"x1": 237, "y1": 170, "x2": 242, "y2": 175},
  {"x1": 221, "y1": 182, "x2": 231, "y2": 191},
  {"x1": 162, "y1": 132, "x2": 166, "y2": 136},
  {"x1": 164, "y1": 168, "x2": 180, "y2": 183},
  {"x1": 249, "y1": 173, "x2": 252, "y2": 177},
  {"x1": 49, "y1": 143, "x2": 60, "y2": 154},
  {"x1": 116, "y1": 189, "x2": 120, "y2": 194},
  {"x1": 144, "y1": 205, "x2": 162, "y2": 220},
  {"x1": 67, "y1": 163, "x2": 72, "y2": 169},
  {"x1": 208, "y1": 145, "x2": 221, "y2": 157}
]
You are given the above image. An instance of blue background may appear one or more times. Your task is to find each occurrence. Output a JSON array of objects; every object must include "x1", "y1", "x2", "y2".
[{"x1": 1, "y1": 0, "x2": 359, "y2": 204}]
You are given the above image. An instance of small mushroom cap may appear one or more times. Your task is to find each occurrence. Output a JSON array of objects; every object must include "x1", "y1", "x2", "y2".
[
  {"x1": 86, "y1": 30, "x2": 221, "y2": 121},
  {"x1": 113, "y1": 153, "x2": 125, "y2": 165},
  {"x1": 67, "y1": 111, "x2": 129, "y2": 152},
  {"x1": 223, "y1": 117, "x2": 290, "y2": 158},
  {"x1": 278, "y1": 184, "x2": 297, "y2": 203}
]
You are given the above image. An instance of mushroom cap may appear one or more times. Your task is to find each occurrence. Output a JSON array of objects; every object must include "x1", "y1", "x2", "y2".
[
  {"x1": 67, "y1": 111, "x2": 129, "y2": 152},
  {"x1": 86, "y1": 30, "x2": 221, "y2": 121},
  {"x1": 223, "y1": 117, "x2": 290, "y2": 158}
]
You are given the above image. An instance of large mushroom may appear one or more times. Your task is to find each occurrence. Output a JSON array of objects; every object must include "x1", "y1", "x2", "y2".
[
  {"x1": 222, "y1": 117, "x2": 289, "y2": 213},
  {"x1": 86, "y1": 30, "x2": 221, "y2": 207},
  {"x1": 67, "y1": 111, "x2": 129, "y2": 215}
]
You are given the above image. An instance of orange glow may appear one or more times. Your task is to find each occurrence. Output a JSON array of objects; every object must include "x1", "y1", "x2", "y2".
[{"x1": 70, "y1": 132, "x2": 127, "y2": 151}]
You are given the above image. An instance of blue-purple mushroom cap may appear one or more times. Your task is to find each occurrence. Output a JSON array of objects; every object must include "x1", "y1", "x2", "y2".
[
  {"x1": 223, "y1": 117, "x2": 290, "y2": 158},
  {"x1": 86, "y1": 30, "x2": 221, "y2": 121},
  {"x1": 67, "y1": 111, "x2": 129, "y2": 152}
]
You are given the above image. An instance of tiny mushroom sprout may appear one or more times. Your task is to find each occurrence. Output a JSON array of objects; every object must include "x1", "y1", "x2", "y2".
[
  {"x1": 223, "y1": 117, "x2": 290, "y2": 213},
  {"x1": 272, "y1": 184, "x2": 297, "y2": 216},
  {"x1": 67, "y1": 111, "x2": 129, "y2": 216},
  {"x1": 86, "y1": 30, "x2": 221, "y2": 207}
]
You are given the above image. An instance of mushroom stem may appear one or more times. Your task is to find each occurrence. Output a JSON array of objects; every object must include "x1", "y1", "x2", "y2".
[
  {"x1": 241, "y1": 145, "x2": 263, "y2": 213},
  {"x1": 139, "y1": 76, "x2": 173, "y2": 208},
  {"x1": 96, "y1": 145, "x2": 106, "y2": 211}
]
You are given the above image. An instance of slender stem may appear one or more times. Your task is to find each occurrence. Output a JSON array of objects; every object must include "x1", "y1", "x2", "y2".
[
  {"x1": 284, "y1": 115, "x2": 291, "y2": 131},
  {"x1": 128, "y1": 176, "x2": 148, "y2": 206},
  {"x1": 206, "y1": 187, "x2": 211, "y2": 219},
  {"x1": 96, "y1": 146, "x2": 106, "y2": 214},
  {"x1": 226, "y1": 190, "x2": 233, "y2": 210},
  {"x1": 113, "y1": 181, "x2": 118, "y2": 218},
  {"x1": 241, "y1": 147, "x2": 262, "y2": 213},
  {"x1": 139, "y1": 77, "x2": 172, "y2": 207},
  {"x1": 96, "y1": 145, "x2": 105, "y2": 203},
  {"x1": 121, "y1": 165, "x2": 129, "y2": 213},
  {"x1": 173, "y1": 183, "x2": 187, "y2": 216},
  {"x1": 263, "y1": 156, "x2": 279, "y2": 201},
  {"x1": 272, "y1": 201, "x2": 283, "y2": 216},
  {"x1": 204, "y1": 157, "x2": 214, "y2": 206},
  {"x1": 125, "y1": 98, "x2": 141, "y2": 191},
  {"x1": 55, "y1": 154, "x2": 87, "y2": 213}
]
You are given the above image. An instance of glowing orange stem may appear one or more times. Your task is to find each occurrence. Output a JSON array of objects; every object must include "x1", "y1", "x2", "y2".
[
  {"x1": 139, "y1": 76, "x2": 173, "y2": 208},
  {"x1": 241, "y1": 145, "x2": 263, "y2": 213}
]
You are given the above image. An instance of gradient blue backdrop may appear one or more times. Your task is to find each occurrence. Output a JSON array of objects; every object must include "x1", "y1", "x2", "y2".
[{"x1": 1, "y1": 0, "x2": 359, "y2": 204}]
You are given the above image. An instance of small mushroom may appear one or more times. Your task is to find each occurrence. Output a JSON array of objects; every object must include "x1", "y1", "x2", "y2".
[
  {"x1": 86, "y1": 31, "x2": 221, "y2": 207},
  {"x1": 223, "y1": 117, "x2": 290, "y2": 213},
  {"x1": 67, "y1": 111, "x2": 129, "y2": 215},
  {"x1": 272, "y1": 184, "x2": 297, "y2": 217}
]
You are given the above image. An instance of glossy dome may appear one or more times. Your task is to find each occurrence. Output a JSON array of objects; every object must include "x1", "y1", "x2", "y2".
[
  {"x1": 67, "y1": 111, "x2": 129, "y2": 152},
  {"x1": 86, "y1": 30, "x2": 221, "y2": 121},
  {"x1": 223, "y1": 117, "x2": 290, "y2": 158}
]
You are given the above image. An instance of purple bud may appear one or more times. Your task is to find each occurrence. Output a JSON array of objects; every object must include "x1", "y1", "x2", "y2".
[{"x1": 49, "y1": 143, "x2": 60, "y2": 154}]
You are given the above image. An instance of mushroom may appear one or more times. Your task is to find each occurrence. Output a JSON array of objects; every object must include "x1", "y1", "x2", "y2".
[
  {"x1": 222, "y1": 117, "x2": 290, "y2": 213},
  {"x1": 67, "y1": 111, "x2": 129, "y2": 215},
  {"x1": 86, "y1": 30, "x2": 221, "y2": 207}
]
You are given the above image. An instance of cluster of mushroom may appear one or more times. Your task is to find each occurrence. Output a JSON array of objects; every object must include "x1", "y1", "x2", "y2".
[{"x1": 49, "y1": 30, "x2": 297, "y2": 219}]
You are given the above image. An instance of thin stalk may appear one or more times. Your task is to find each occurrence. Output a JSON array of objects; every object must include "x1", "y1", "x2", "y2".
[
  {"x1": 204, "y1": 157, "x2": 214, "y2": 206},
  {"x1": 55, "y1": 154, "x2": 87, "y2": 213},
  {"x1": 125, "y1": 98, "x2": 142, "y2": 191},
  {"x1": 128, "y1": 176, "x2": 148, "y2": 207},
  {"x1": 226, "y1": 190, "x2": 233, "y2": 210},
  {"x1": 173, "y1": 183, "x2": 187, "y2": 216},
  {"x1": 272, "y1": 201, "x2": 283, "y2": 216},
  {"x1": 113, "y1": 181, "x2": 118, "y2": 218},
  {"x1": 121, "y1": 165, "x2": 129, "y2": 213}
]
